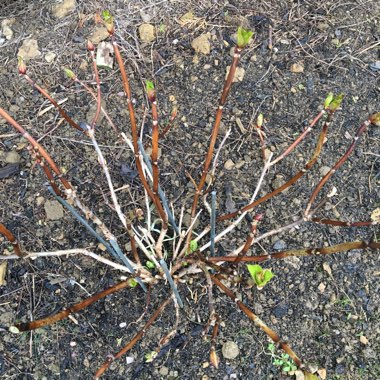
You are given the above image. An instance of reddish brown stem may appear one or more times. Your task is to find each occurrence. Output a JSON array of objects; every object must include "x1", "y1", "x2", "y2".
[
  {"x1": 305, "y1": 118, "x2": 372, "y2": 216},
  {"x1": 0, "y1": 107, "x2": 72, "y2": 190},
  {"x1": 14, "y1": 275, "x2": 136, "y2": 332},
  {"x1": 218, "y1": 110, "x2": 332, "y2": 222},
  {"x1": 270, "y1": 109, "x2": 326, "y2": 167},
  {"x1": 159, "y1": 107, "x2": 177, "y2": 138},
  {"x1": 22, "y1": 75, "x2": 83, "y2": 133},
  {"x1": 126, "y1": 219, "x2": 141, "y2": 266},
  {"x1": 208, "y1": 240, "x2": 380, "y2": 263},
  {"x1": 233, "y1": 215, "x2": 261, "y2": 264},
  {"x1": 74, "y1": 78, "x2": 119, "y2": 134},
  {"x1": 209, "y1": 314, "x2": 220, "y2": 368},
  {"x1": 190, "y1": 46, "x2": 243, "y2": 221},
  {"x1": 111, "y1": 37, "x2": 167, "y2": 227},
  {"x1": 211, "y1": 275, "x2": 302, "y2": 368},
  {"x1": 311, "y1": 218, "x2": 374, "y2": 227},
  {"x1": 0, "y1": 223, "x2": 24, "y2": 257},
  {"x1": 32, "y1": 151, "x2": 62, "y2": 196},
  {"x1": 94, "y1": 296, "x2": 171, "y2": 379}
]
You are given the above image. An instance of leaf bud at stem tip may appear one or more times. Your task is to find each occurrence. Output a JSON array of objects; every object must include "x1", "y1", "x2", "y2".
[
  {"x1": 64, "y1": 68, "x2": 76, "y2": 80},
  {"x1": 257, "y1": 113, "x2": 264, "y2": 128},
  {"x1": 369, "y1": 112, "x2": 380, "y2": 127},
  {"x1": 17, "y1": 56, "x2": 26, "y2": 75},
  {"x1": 87, "y1": 40, "x2": 95, "y2": 51}
]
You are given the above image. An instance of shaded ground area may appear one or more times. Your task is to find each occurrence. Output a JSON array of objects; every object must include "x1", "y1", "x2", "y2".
[{"x1": 0, "y1": 0, "x2": 379, "y2": 379}]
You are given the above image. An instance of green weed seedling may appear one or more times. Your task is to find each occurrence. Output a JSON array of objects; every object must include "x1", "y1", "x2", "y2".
[
  {"x1": 267, "y1": 343, "x2": 297, "y2": 373},
  {"x1": 247, "y1": 264, "x2": 274, "y2": 289}
]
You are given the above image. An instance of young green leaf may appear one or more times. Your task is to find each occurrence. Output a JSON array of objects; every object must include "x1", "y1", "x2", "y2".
[
  {"x1": 324, "y1": 92, "x2": 334, "y2": 108},
  {"x1": 267, "y1": 343, "x2": 275, "y2": 353},
  {"x1": 247, "y1": 264, "x2": 274, "y2": 289},
  {"x1": 369, "y1": 112, "x2": 380, "y2": 127},
  {"x1": 64, "y1": 68, "x2": 76, "y2": 80},
  {"x1": 146, "y1": 80, "x2": 155, "y2": 92},
  {"x1": 257, "y1": 113, "x2": 264, "y2": 128},
  {"x1": 127, "y1": 278, "x2": 138, "y2": 288},
  {"x1": 329, "y1": 93, "x2": 344, "y2": 111},
  {"x1": 102, "y1": 10, "x2": 112, "y2": 22},
  {"x1": 144, "y1": 351, "x2": 157, "y2": 363},
  {"x1": 146, "y1": 260, "x2": 155, "y2": 269},
  {"x1": 17, "y1": 56, "x2": 26, "y2": 75},
  {"x1": 102, "y1": 10, "x2": 114, "y2": 34},
  {"x1": 188, "y1": 239, "x2": 198, "y2": 254},
  {"x1": 236, "y1": 27, "x2": 254, "y2": 48}
]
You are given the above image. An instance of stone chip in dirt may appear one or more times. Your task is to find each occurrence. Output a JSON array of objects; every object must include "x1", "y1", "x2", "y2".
[
  {"x1": 52, "y1": 0, "x2": 76, "y2": 19},
  {"x1": 290, "y1": 62, "x2": 304, "y2": 73},
  {"x1": 1, "y1": 19, "x2": 15, "y2": 40},
  {"x1": 0, "y1": 311, "x2": 14, "y2": 324},
  {"x1": 191, "y1": 33, "x2": 211, "y2": 55},
  {"x1": 89, "y1": 25, "x2": 109, "y2": 44},
  {"x1": 139, "y1": 23, "x2": 155, "y2": 43},
  {"x1": 226, "y1": 66, "x2": 245, "y2": 82},
  {"x1": 272, "y1": 239, "x2": 287, "y2": 251},
  {"x1": 319, "y1": 166, "x2": 331, "y2": 176},
  {"x1": 0, "y1": 261, "x2": 7, "y2": 286},
  {"x1": 4, "y1": 151, "x2": 21, "y2": 164},
  {"x1": 222, "y1": 341, "x2": 239, "y2": 359},
  {"x1": 224, "y1": 159, "x2": 235, "y2": 170},
  {"x1": 96, "y1": 42, "x2": 114, "y2": 69},
  {"x1": 44, "y1": 52, "x2": 56, "y2": 63},
  {"x1": 44, "y1": 200, "x2": 64, "y2": 220},
  {"x1": 18, "y1": 39, "x2": 41, "y2": 60}
]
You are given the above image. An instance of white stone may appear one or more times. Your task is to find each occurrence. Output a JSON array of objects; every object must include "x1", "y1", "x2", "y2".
[
  {"x1": 18, "y1": 39, "x2": 41, "y2": 60},
  {"x1": 52, "y1": 0, "x2": 76, "y2": 19},
  {"x1": 139, "y1": 23, "x2": 155, "y2": 43},
  {"x1": 191, "y1": 33, "x2": 211, "y2": 55},
  {"x1": 45, "y1": 52, "x2": 57, "y2": 63},
  {"x1": 222, "y1": 341, "x2": 239, "y2": 359},
  {"x1": 226, "y1": 66, "x2": 245, "y2": 82}
]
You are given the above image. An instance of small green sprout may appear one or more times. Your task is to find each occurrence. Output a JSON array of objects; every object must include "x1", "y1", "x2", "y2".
[
  {"x1": 64, "y1": 68, "x2": 76, "y2": 80},
  {"x1": 102, "y1": 10, "x2": 114, "y2": 34},
  {"x1": 247, "y1": 264, "x2": 274, "y2": 289},
  {"x1": 17, "y1": 56, "x2": 26, "y2": 75},
  {"x1": 145, "y1": 260, "x2": 155, "y2": 270},
  {"x1": 257, "y1": 113, "x2": 264, "y2": 128},
  {"x1": 187, "y1": 239, "x2": 198, "y2": 255},
  {"x1": 144, "y1": 350, "x2": 157, "y2": 363},
  {"x1": 267, "y1": 343, "x2": 297, "y2": 373},
  {"x1": 127, "y1": 278, "x2": 138, "y2": 288},
  {"x1": 102, "y1": 10, "x2": 113, "y2": 23},
  {"x1": 298, "y1": 83, "x2": 306, "y2": 91},
  {"x1": 329, "y1": 93, "x2": 344, "y2": 112},
  {"x1": 145, "y1": 80, "x2": 156, "y2": 101},
  {"x1": 324, "y1": 92, "x2": 334, "y2": 108},
  {"x1": 236, "y1": 27, "x2": 254, "y2": 48},
  {"x1": 145, "y1": 80, "x2": 155, "y2": 92}
]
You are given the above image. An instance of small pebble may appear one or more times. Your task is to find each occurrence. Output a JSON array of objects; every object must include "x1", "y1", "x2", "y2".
[
  {"x1": 222, "y1": 341, "x2": 239, "y2": 359},
  {"x1": 290, "y1": 62, "x2": 304, "y2": 73},
  {"x1": 319, "y1": 166, "x2": 331, "y2": 176},
  {"x1": 224, "y1": 159, "x2": 235, "y2": 170},
  {"x1": 272, "y1": 239, "x2": 287, "y2": 251}
]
